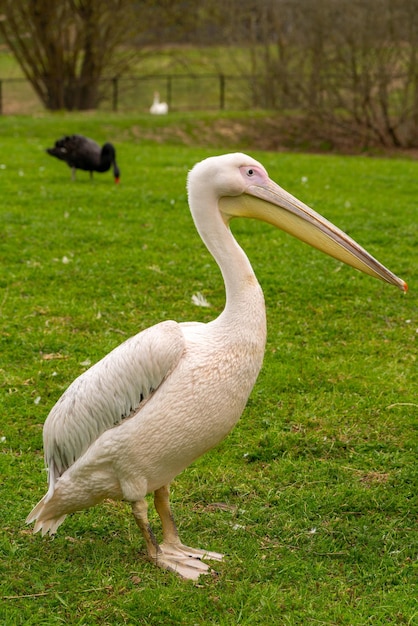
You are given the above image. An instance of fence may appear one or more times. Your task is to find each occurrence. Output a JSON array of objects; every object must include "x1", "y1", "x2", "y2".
[{"x1": 0, "y1": 73, "x2": 282, "y2": 115}]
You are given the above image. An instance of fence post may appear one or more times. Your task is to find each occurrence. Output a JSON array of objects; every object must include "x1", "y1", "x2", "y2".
[
  {"x1": 219, "y1": 74, "x2": 225, "y2": 110},
  {"x1": 166, "y1": 75, "x2": 172, "y2": 108},
  {"x1": 112, "y1": 78, "x2": 118, "y2": 112}
]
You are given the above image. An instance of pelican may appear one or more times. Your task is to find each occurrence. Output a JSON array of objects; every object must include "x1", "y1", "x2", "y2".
[
  {"x1": 27, "y1": 153, "x2": 406, "y2": 580},
  {"x1": 150, "y1": 92, "x2": 169, "y2": 115}
]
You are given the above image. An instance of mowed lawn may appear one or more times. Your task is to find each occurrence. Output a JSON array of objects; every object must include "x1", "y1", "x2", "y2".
[{"x1": 0, "y1": 113, "x2": 417, "y2": 625}]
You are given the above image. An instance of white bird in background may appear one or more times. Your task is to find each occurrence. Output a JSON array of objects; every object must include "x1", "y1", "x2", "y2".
[
  {"x1": 26, "y1": 153, "x2": 406, "y2": 580},
  {"x1": 150, "y1": 91, "x2": 168, "y2": 115}
]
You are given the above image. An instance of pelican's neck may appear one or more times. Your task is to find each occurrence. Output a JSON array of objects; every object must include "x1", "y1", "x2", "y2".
[
  {"x1": 190, "y1": 194, "x2": 266, "y2": 330},
  {"x1": 218, "y1": 223, "x2": 263, "y2": 308}
]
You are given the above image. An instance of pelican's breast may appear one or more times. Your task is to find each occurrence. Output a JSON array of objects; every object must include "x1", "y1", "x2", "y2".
[
  {"x1": 86, "y1": 320, "x2": 265, "y2": 494},
  {"x1": 156, "y1": 320, "x2": 266, "y2": 452}
]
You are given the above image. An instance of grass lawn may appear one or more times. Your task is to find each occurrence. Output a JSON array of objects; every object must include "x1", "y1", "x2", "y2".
[{"x1": 0, "y1": 112, "x2": 417, "y2": 625}]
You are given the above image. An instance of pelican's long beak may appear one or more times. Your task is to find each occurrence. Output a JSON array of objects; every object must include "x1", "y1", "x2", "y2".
[{"x1": 219, "y1": 179, "x2": 407, "y2": 292}]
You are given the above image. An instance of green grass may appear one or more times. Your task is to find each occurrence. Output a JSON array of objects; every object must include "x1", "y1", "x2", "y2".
[{"x1": 0, "y1": 112, "x2": 417, "y2": 625}]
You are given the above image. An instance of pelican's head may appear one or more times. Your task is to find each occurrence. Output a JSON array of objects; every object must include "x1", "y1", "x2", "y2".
[{"x1": 188, "y1": 153, "x2": 406, "y2": 291}]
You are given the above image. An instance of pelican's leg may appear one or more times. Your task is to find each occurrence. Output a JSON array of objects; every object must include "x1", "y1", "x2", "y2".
[
  {"x1": 131, "y1": 498, "x2": 160, "y2": 562},
  {"x1": 153, "y1": 484, "x2": 223, "y2": 579},
  {"x1": 131, "y1": 496, "x2": 211, "y2": 580},
  {"x1": 71, "y1": 167, "x2": 76, "y2": 181}
]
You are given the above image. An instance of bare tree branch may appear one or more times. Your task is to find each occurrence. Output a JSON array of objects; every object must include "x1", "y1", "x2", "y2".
[{"x1": 0, "y1": 0, "x2": 140, "y2": 110}]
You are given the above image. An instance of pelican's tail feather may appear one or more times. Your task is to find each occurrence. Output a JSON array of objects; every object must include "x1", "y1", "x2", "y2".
[{"x1": 26, "y1": 496, "x2": 67, "y2": 536}]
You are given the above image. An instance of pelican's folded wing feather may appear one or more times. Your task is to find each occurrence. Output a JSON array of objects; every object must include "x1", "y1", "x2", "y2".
[{"x1": 43, "y1": 320, "x2": 185, "y2": 491}]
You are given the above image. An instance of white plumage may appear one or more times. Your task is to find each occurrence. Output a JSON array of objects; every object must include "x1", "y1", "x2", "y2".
[
  {"x1": 150, "y1": 92, "x2": 168, "y2": 115},
  {"x1": 27, "y1": 153, "x2": 406, "y2": 580}
]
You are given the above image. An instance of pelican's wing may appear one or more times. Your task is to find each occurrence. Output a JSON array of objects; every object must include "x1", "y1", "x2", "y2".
[{"x1": 43, "y1": 320, "x2": 185, "y2": 491}]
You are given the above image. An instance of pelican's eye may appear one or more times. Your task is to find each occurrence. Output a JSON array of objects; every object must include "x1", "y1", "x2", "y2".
[{"x1": 239, "y1": 164, "x2": 266, "y2": 185}]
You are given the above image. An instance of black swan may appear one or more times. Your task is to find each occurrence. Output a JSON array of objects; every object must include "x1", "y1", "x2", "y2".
[{"x1": 46, "y1": 135, "x2": 120, "y2": 183}]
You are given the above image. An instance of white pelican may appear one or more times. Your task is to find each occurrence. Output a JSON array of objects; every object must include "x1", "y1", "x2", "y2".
[
  {"x1": 150, "y1": 92, "x2": 168, "y2": 115},
  {"x1": 27, "y1": 153, "x2": 406, "y2": 580}
]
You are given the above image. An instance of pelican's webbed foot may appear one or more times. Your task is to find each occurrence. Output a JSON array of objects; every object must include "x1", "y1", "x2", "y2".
[{"x1": 152, "y1": 542, "x2": 223, "y2": 580}]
